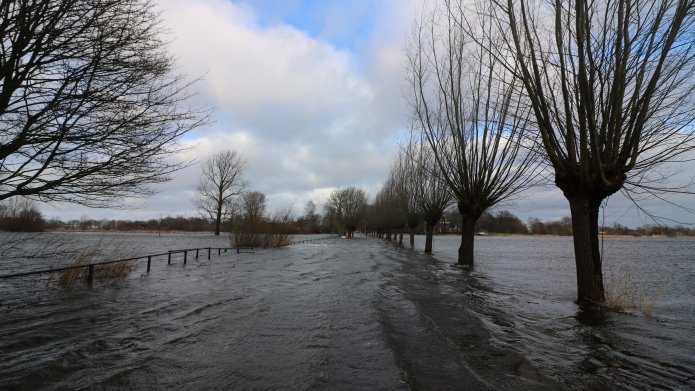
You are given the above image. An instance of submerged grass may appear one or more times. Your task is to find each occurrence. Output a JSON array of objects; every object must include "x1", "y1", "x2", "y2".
[
  {"x1": 603, "y1": 261, "x2": 673, "y2": 317},
  {"x1": 56, "y1": 238, "x2": 140, "y2": 289}
]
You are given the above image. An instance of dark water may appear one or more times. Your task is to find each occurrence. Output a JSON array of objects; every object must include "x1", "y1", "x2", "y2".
[{"x1": 1, "y1": 233, "x2": 694, "y2": 389}]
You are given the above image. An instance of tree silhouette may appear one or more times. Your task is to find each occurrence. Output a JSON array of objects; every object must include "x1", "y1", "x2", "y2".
[
  {"x1": 0, "y1": 0, "x2": 207, "y2": 206},
  {"x1": 195, "y1": 150, "x2": 247, "y2": 235},
  {"x1": 407, "y1": 0, "x2": 542, "y2": 265},
  {"x1": 497, "y1": 0, "x2": 695, "y2": 305}
]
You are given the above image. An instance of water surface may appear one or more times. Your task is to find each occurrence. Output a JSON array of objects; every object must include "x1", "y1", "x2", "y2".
[{"x1": 1, "y1": 232, "x2": 693, "y2": 389}]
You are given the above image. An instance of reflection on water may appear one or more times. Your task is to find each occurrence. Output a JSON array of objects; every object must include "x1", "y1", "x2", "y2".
[{"x1": 1, "y1": 233, "x2": 693, "y2": 389}]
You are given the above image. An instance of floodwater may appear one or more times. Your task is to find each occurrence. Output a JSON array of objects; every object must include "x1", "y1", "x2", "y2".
[{"x1": 0, "y1": 232, "x2": 694, "y2": 389}]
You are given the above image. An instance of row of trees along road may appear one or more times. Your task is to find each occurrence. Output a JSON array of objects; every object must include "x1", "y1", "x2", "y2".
[
  {"x1": 324, "y1": 187, "x2": 367, "y2": 239},
  {"x1": 407, "y1": 0, "x2": 695, "y2": 307},
  {"x1": 407, "y1": 0, "x2": 543, "y2": 263},
  {"x1": 366, "y1": 146, "x2": 452, "y2": 254}
]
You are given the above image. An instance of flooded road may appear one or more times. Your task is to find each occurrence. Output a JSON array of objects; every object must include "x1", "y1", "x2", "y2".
[{"x1": 1, "y1": 233, "x2": 694, "y2": 389}]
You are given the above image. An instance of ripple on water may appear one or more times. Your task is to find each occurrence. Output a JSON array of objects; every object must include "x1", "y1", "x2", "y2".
[{"x1": 1, "y1": 233, "x2": 693, "y2": 389}]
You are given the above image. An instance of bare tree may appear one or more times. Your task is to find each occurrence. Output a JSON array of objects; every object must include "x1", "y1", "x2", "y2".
[
  {"x1": 302, "y1": 200, "x2": 320, "y2": 233},
  {"x1": 241, "y1": 191, "x2": 267, "y2": 221},
  {"x1": 407, "y1": 0, "x2": 542, "y2": 266},
  {"x1": 391, "y1": 150, "x2": 423, "y2": 248},
  {"x1": 325, "y1": 187, "x2": 367, "y2": 238},
  {"x1": 406, "y1": 142, "x2": 453, "y2": 254},
  {"x1": 367, "y1": 179, "x2": 402, "y2": 240},
  {"x1": 0, "y1": 197, "x2": 44, "y2": 232},
  {"x1": 195, "y1": 150, "x2": 247, "y2": 235},
  {"x1": 392, "y1": 150, "x2": 423, "y2": 248},
  {"x1": 0, "y1": 0, "x2": 207, "y2": 206},
  {"x1": 497, "y1": 0, "x2": 695, "y2": 305}
]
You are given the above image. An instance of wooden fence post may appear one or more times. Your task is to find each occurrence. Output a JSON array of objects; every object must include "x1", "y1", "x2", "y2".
[{"x1": 87, "y1": 264, "x2": 94, "y2": 285}]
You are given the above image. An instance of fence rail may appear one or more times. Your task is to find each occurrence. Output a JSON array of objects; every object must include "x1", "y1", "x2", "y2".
[{"x1": 0, "y1": 235, "x2": 338, "y2": 284}]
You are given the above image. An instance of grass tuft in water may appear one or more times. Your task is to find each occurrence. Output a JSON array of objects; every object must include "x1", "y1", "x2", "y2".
[
  {"x1": 57, "y1": 239, "x2": 139, "y2": 289},
  {"x1": 603, "y1": 262, "x2": 672, "y2": 317}
]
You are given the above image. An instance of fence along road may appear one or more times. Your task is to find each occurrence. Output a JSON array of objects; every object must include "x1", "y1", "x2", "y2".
[{"x1": 0, "y1": 235, "x2": 338, "y2": 285}]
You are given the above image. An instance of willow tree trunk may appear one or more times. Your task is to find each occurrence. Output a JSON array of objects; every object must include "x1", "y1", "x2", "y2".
[
  {"x1": 409, "y1": 228, "x2": 415, "y2": 248},
  {"x1": 398, "y1": 233, "x2": 403, "y2": 245},
  {"x1": 214, "y1": 205, "x2": 222, "y2": 236},
  {"x1": 424, "y1": 221, "x2": 434, "y2": 254},
  {"x1": 458, "y1": 214, "x2": 476, "y2": 266},
  {"x1": 567, "y1": 195, "x2": 605, "y2": 306}
]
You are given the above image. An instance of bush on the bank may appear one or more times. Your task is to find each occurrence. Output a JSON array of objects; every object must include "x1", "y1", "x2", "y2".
[{"x1": 230, "y1": 208, "x2": 295, "y2": 248}]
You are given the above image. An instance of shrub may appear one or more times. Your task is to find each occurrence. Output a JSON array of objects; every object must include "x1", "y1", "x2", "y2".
[
  {"x1": 57, "y1": 239, "x2": 139, "y2": 289},
  {"x1": 603, "y1": 262, "x2": 672, "y2": 317},
  {"x1": 230, "y1": 208, "x2": 295, "y2": 248}
]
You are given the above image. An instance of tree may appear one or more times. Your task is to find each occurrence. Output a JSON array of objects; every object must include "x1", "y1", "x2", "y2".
[
  {"x1": 367, "y1": 180, "x2": 403, "y2": 240},
  {"x1": 498, "y1": 0, "x2": 695, "y2": 305},
  {"x1": 325, "y1": 187, "x2": 367, "y2": 238},
  {"x1": 0, "y1": 0, "x2": 207, "y2": 207},
  {"x1": 476, "y1": 210, "x2": 527, "y2": 234},
  {"x1": 302, "y1": 200, "x2": 320, "y2": 233},
  {"x1": 407, "y1": 0, "x2": 542, "y2": 266},
  {"x1": 195, "y1": 150, "x2": 247, "y2": 235},
  {"x1": 388, "y1": 151, "x2": 422, "y2": 247},
  {"x1": 241, "y1": 191, "x2": 267, "y2": 221},
  {"x1": 407, "y1": 142, "x2": 453, "y2": 253},
  {"x1": 0, "y1": 197, "x2": 44, "y2": 232}
]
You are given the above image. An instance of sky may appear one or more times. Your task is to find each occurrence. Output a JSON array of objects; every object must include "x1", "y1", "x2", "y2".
[{"x1": 39, "y1": 0, "x2": 695, "y2": 228}]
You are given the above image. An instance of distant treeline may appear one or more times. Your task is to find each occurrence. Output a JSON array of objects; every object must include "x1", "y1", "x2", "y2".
[
  {"x1": 440, "y1": 210, "x2": 695, "y2": 237},
  {"x1": 45, "y1": 216, "x2": 215, "y2": 232},
  {"x1": 1, "y1": 198, "x2": 693, "y2": 237},
  {"x1": 0, "y1": 198, "x2": 45, "y2": 232}
]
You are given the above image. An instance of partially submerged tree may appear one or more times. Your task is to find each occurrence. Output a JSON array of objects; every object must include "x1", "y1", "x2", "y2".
[
  {"x1": 0, "y1": 0, "x2": 206, "y2": 206},
  {"x1": 195, "y1": 150, "x2": 247, "y2": 235},
  {"x1": 368, "y1": 180, "x2": 403, "y2": 240},
  {"x1": 325, "y1": 187, "x2": 367, "y2": 238},
  {"x1": 497, "y1": 0, "x2": 695, "y2": 305},
  {"x1": 408, "y1": 0, "x2": 541, "y2": 266},
  {"x1": 391, "y1": 151, "x2": 423, "y2": 248},
  {"x1": 406, "y1": 142, "x2": 453, "y2": 253}
]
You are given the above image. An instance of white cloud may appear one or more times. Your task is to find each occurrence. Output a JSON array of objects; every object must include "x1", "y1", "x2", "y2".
[
  {"x1": 38, "y1": 0, "x2": 693, "y2": 228},
  {"x1": 41, "y1": 0, "x2": 411, "y2": 221}
]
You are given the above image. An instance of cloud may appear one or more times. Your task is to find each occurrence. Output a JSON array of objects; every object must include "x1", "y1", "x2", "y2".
[
  {"x1": 158, "y1": 0, "x2": 411, "y2": 211},
  {"x1": 37, "y1": 0, "x2": 694, "y2": 228},
  {"x1": 41, "y1": 0, "x2": 413, "y2": 221}
]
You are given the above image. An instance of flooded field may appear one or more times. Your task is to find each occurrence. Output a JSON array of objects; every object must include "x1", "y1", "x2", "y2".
[{"x1": 1, "y1": 232, "x2": 694, "y2": 389}]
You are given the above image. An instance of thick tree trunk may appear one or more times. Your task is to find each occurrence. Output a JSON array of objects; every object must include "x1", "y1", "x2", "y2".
[
  {"x1": 398, "y1": 233, "x2": 403, "y2": 245},
  {"x1": 214, "y1": 206, "x2": 222, "y2": 236},
  {"x1": 458, "y1": 214, "x2": 476, "y2": 266},
  {"x1": 424, "y1": 221, "x2": 434, "y2": 254},
  {"x1": 409, "y1": 230, "x2": 415, "y2": 248},
  {"x1": 567, "y1": 195, "x2": 605, "y2": 306}
]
